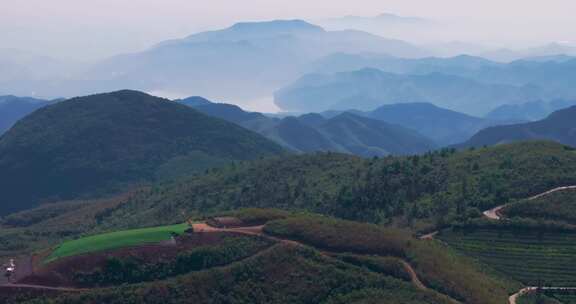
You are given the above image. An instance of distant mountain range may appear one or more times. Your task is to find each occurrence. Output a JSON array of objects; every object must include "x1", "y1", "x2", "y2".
[
  {"x1": 0, "y1": 95, "x2": 57, "y2": 135},
  {"x1": 485, "y1": 99, "x2": 576, "y2": 122},
  {"x1": 82, "y1": 20, "x2": 427, "y2": 103},
  {"x1": 363, "y1": 103, "x2": 503, "y2": 146},
  {"x1": 184, "y1": 100, "x2": 436, "y2": 156},
  {"x1": 481, "y1": 43, "x2": 576, "y2": 62},
  {"x1": 458, "y1": 106, "x2": 576, "y2": 148},
  {"x1": 305, "y1": 54, "x2": 576, "y2": 110},
  {"x1": 184, "y1": 98, "x2": 522, "y2": 149},
  {"x1": 0, "y1": 90, "x2": 285, "y2": 215},
  {"x1": 275, "y1": 68, "x2": 546, "y2": 115}
]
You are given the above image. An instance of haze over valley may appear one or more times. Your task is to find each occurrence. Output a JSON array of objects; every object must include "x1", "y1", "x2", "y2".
[{"x1": 2, "y1": 1, "x2": 576, "y2": 303}]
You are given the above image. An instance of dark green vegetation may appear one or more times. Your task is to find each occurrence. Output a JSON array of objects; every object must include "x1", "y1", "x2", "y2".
[
  {"x1": 0, "y1": 90, "x2": 284, "y2": 215},
  {"x1": 86, "y1": 141, "x2": 576, "y2": 233},
  {"x1": 264, "y1": 215, "x2": 520, "y2": 304},
  {"x1": 459, "y1": 106, "x2": 576, "y2": 148},
  {"x1": 222, "y1": 208, "x2": 292, "y2": 226},
  {"x1": 3, "y1": 141, "x2": 576, "y2": 303},
  {"x1": 187, "y1": 101, "x2": 436, "y2": 156},
  {"x1": 73, "y1": 235, "x2": 275, "y2": 287},
  {"x1": 439, "y1": 225, "x2": 576, "y2": 286},
  {"x1": 7, "y1": 212, "x2": 519, "y2": 304},
  {"x1": 3, "y1": 141, "x2": 576, "y2": 263},
  {"x1": 503, "y1": 189, "x2": 576, "y2": 224},
  {"x1": 11, "y1": 244, "x2": 452, "y2": 304},
  {"x1": 518, "y1": 292, "x2": 562, "y2": 304}
]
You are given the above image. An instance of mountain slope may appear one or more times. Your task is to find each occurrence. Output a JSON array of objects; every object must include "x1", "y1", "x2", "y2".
[
  {"x1": 459, "y1": 106, "x2": 576, "y2": 148},
  {"x1": 0, "y1": 90, "x2": 285, "y2": 215},
  {"x1": 485, "y1": 99, "x2": 576, "y2": 122},
  {"x1": 367, "y1": 103, "x2": 497, "y2": 146},
  {"x1": 184, "y1": 100, "x2": 435, "y2": 156},
  {"x1": 316, "y1": 112, "x2": 435, "y2": 156},
  {"x1": 0, "y1": 95, "x2": 55, "y2": 135}
]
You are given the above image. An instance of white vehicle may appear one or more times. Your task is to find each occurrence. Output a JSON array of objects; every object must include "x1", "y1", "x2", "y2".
[{"x1": 4, "y1": 259, "x2": 15, "y2": 275}]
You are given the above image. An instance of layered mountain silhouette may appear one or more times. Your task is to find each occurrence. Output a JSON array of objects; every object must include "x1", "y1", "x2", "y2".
[
  {"x1": 183, "y1": 100, "x2": 435, "y2": 156},
  {"x1": 458, "y1": 106, "x2": 576, "y2": 148},
  {"x1": 485, "y1": 99, "x2": 576, "y2": 122},
  {"x1": 0, "y1": 90, "x2": 285, "y2": 215},
  {"x1": 275, "y1": 68, "x2": 544, "y2": 114},
  {"x1": 365, "y1": 103, "x2": 500, "y2": 146},
  {"x1": 81, "y1": 20, "x2": 426, "y2": 102},
  {"x1": 0, "y1": 95, "x2": 56, "y2": 135}
]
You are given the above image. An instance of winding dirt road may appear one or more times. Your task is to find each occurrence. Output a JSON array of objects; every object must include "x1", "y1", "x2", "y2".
[
  {"x1": 480, "y1": 186, "x2": 576, "y2": 303},
  {"x1": 484, "y1": 185, "x2": 576, "y2": 220},
  {"x1": 4, "y1": 185, "x2": 576, "y2": 301},
  {"x1": 192, "y1": 223, "x2": 460, "y2": 303}
]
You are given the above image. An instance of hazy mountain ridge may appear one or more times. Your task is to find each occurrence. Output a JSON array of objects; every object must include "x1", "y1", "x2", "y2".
[
  {"x1": 83, "y1": 20, "x2": 428, "y2": 104},
  {"x1": 459, "y1": 105, "x2": 576, "y2": 148},
  {"x1": 485, "y1": 99, "x2": 576, "y2": 121},
  {"x1": 183, "y1": 100, "x2": 435, "y2": 156},
  {"x1": 275, "y1": 68, "x2": 546, "y2": 115}
]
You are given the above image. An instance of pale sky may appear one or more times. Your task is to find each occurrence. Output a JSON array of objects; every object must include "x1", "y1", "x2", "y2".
[{"x1": 2, "y1": 0, "x2": 576, "y2": 61}]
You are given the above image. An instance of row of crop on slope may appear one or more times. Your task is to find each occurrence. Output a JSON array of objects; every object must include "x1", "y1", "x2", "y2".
[
  {"x1": 263, "y1": 215, "x2": 521, "y2": 304},
  {"x1": 503, "y1": 189, "x2": 576, "y2": 225},
  {"x1": 11, "y1": 245, "x2": 453, "y2": 304},
  {"x1": 438, "y1": 222, "x2": 576, "y2": 287}
]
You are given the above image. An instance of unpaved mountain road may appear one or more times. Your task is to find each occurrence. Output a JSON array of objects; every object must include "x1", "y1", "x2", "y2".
[
  {"x1": 476, "y1": 185, "x2": 576, "y2": 303},
  {"x1": 483, "y1": 185, "x2": 576, "y2": 220},
  {"x1": 509, "y1": 287, "x2": 576, "y2": 304},
  {"x1": 193, "y1": 223, "x2": 461, "y2": 303}
]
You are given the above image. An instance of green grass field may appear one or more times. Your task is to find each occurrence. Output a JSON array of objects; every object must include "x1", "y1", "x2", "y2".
[
  {"x1": 440, "y1": 228, "x2": 576, "y2": 286},
  {"x1": 46, "y1": 223, "x2": 189, "y2": 263}
]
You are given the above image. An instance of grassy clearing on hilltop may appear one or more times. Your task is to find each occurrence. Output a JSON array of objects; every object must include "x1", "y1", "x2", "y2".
[{"x1": 46, "y1": 223, "x2": 189, "y2": 263}]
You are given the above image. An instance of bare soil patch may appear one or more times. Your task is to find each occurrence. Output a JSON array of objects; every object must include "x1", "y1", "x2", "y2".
[{"x1": 19, "y1": 231, "x2": 244, "y2": 288}]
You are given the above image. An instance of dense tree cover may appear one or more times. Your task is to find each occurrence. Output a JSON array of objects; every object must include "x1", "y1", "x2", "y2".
[
  {"x1": 221, "y1": 208, "x2": 292, "y2": 226},
  {"x1": 91, "y1": 141, "x2": 576, "y2": 233},
  {"x1": 12, "y1": 245, "x2": 452, "y2": 304},
  {"x1": 3, "y1": 140, "x2": 576, "y2": 264},
  {"x1": 3, "y1": 141, "x2": 576, "y2": 260},
  {"x1": 264, "y1": 216, "x2": 410, "y2": 257},
  {"x1": 503, "y1": 189, "x2": 576, "y2": 224},
  {"x1": 331, "y1": 254, "x2": 412, "y2": 282},
  {"x1": 74, "y1": 236, "x2": 274, "y2": 287},
  {"x1": 0, "y1": 90, "x2": 285, "y2": 215},
  {"x1": 263, "y1": 215, "x2": 520, "y2": 304}
]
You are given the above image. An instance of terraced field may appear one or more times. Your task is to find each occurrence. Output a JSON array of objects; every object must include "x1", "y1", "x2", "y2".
[{"x1": 439, "y1": 228, "x2": 576, "y2": 287}]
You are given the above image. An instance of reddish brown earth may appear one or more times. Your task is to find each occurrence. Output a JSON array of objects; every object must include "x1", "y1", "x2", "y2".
[{"x1": 18, "y1": 231, "x2": 247, "y2": 288}]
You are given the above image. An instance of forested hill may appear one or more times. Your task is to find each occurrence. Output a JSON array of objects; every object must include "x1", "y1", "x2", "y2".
[
  {"x1": 0, "y1": 90, "x2": 285, "y2": 215},
  {"x1": 459, "y1": 105, "x2": 576, "y2": 148},
  {"x1": 90, "y1": 141, "x2": 576, "y2": 231}
]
